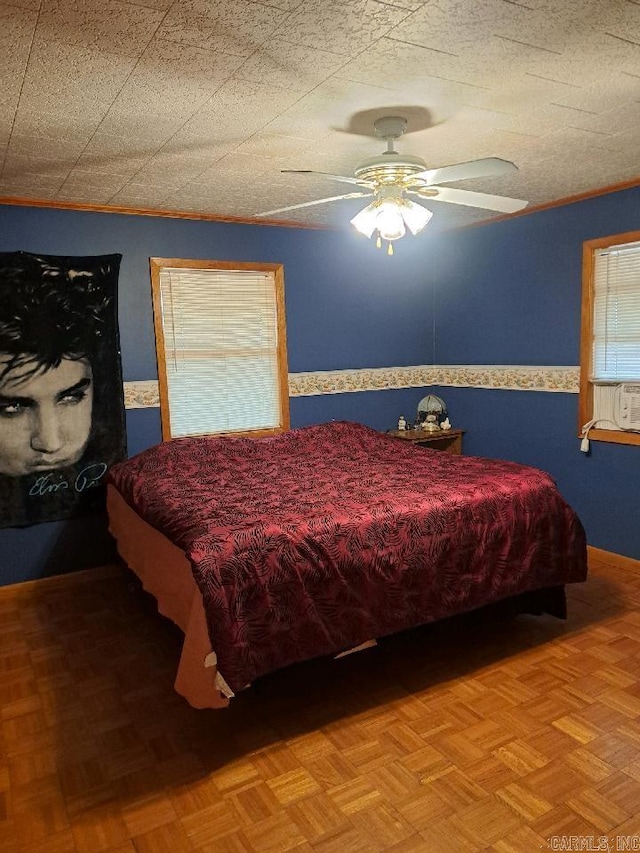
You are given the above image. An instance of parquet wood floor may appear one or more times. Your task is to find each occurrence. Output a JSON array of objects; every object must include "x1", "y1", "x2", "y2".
[{"x1": 1, "y1": 553, "x2": 639, "y2": 852}]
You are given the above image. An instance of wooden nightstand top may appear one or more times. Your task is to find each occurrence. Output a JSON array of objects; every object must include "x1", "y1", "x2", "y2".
[{"x1": 386, "y1": 428, "x2": 465, "y2": 455}]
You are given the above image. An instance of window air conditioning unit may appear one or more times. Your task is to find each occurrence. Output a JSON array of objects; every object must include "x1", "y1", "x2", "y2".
[{"x1": 619, "y1": 383, "x2": 640, "y2": 430}]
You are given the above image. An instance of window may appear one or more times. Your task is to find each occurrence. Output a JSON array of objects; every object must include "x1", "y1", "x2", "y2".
[
  {"x1": 150, "y1": 259, "x2": 290, "y2": 440},
  {"x1": 579, "y1": 231, "x2": 640, "y2": 446}
]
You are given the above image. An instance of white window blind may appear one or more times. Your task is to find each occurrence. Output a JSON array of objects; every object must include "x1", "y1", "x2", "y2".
[
  {"x1": 592, "y1": 240, "x2": 640, "y2": 382},
  {"x1": 158, "y1": 266, "x2": 283, "y2": 437}
]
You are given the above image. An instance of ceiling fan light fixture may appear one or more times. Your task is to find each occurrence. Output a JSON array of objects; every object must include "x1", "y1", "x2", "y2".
[
  {"x1": 350, "y1": 195, "x2": 432, "y2": 245},
  {"x1": 398, "y1": 198, "x2": 433, "y2": 235},
  {"x1": 350, "y1": 199, "x2": 406, "y2": 241},
  {"x1": 350, "y1": 202, "x2": 379, "y2": 238}
]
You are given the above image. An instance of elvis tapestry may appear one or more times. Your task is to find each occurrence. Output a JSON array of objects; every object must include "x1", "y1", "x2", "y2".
[{"x1": 0, "y1": 252, "x2": 126, "y2": 528}]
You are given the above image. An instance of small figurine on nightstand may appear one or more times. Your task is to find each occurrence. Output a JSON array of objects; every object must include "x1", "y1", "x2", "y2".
[
  {"x1": 441, "y1": 417, "x2": 452, "y2": 430},
  {"x1": 421, "y1": 413, "x2": 440, "y2": 432},
  {"x1": 398, "y1": 415, "x2": 407, "y2": 431}
]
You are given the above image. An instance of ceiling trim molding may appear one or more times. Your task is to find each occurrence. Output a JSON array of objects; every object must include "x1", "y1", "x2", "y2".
[
  {"x1": 3, "y1": 173, "x2": 640, "y2": 230},
  {"x1": 0, "y1": 195, "x2": 329, "y2": 230}
]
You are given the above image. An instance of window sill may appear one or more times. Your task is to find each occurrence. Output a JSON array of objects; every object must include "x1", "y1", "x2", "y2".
[{"x1": 580, "y1": 427, "x2": 640, "y2": 446}]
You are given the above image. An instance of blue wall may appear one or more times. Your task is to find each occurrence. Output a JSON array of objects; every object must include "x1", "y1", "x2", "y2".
[
  {"x1": 0, "y1": 204, "x2": 438, "y2": 584},
  {"x1": 1, "y1": 184, "x2": 639, "y2": 585},
  {"x1": 430, "y1": 185, "x2": 640, "y2": 560}
]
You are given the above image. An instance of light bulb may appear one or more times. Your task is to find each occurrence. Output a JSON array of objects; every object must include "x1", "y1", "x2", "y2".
[{"x1": 375, "y1": 201, "x2": 406, "y2": 241}]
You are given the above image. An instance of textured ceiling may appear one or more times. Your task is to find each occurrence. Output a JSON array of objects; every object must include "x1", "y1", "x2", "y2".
[{"x1": 1, "y1": 0, "x2": 639, "y2": 232}]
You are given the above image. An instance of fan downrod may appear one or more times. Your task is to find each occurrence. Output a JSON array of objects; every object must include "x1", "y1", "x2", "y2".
[{"x1": 354, "y1": 115, "x2": 426, "y2": 183}]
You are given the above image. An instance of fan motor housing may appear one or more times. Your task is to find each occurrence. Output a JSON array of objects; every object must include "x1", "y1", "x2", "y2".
[{"x1": 354, "y1": 153, "x2": 428, "y2": 185}]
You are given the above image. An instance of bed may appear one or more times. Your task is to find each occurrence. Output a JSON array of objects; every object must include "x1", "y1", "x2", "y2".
[{"x1": 107, "y1": 420, "x2": 587, "y2": 708}]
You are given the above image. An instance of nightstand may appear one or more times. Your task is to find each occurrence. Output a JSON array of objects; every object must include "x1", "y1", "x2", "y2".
[{"x1": 386, "y1": 428, "x2": 465, "y2": 455}]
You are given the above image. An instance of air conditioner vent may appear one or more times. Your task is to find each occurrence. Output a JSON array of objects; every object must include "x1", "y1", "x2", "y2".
[{"x1": 619, "y1": 383, "x2": 640, "y2": 430}]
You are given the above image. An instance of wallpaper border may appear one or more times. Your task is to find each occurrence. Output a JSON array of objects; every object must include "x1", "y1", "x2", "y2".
[
  {"x1": 123, "y1": 380, "x2": 161, "y2": 409},
  {"x1": 124, "y1": 365, "x2": 579, "y2": 409},
  {"x1": 289, "y1": 365, "x2": 579, "y2": 397}
]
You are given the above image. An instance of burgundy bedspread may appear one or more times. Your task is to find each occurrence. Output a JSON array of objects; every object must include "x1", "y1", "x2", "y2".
[{"x1": 108, "y1": 421, "x2": 587, "y2": 692}]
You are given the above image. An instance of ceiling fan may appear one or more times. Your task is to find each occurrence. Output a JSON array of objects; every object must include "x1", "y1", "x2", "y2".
[{"x1": 255, "y1": 115, "x2": 528, "y2": 253}]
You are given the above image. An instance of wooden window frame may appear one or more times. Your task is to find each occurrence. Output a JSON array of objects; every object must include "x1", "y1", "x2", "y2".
[
  {"x1": 578, "y1": 230, "x2": 640, "y2": 446},
  {"x1": 150, "y1": 257, "x2": 290, "y2": 441}
]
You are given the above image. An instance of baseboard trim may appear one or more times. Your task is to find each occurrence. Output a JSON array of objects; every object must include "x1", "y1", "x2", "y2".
[
  {"x1": 0, "y1": 564, "x2": 125, "y2": 599},
  {"x1": 587, "y1": 545, "x2": 640, "y2": 573}
]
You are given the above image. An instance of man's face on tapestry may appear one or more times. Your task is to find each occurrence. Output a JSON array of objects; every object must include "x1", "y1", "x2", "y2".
[{"x1": 0, "y1": 355, "x2": 93, "y2": 477}]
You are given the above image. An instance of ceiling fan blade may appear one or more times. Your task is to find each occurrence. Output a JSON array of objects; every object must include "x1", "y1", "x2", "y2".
[
  {"x1": 410, "y1": 186, "x2": 528, "y2": 213},
  {"x1": 282, "y1": 170, "x2": 373, "y2": 188},
  {"x1": 255, "y1": 191, "x2": 373, "y2": 218},
  {"x1": 409, "y1": 157, "x2": 518, "y2": 187}
]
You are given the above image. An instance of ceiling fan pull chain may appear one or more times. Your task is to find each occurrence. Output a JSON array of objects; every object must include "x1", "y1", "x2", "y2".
[{"x1": 387, "y1": 242, "x2": 394, "y2": 256}]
